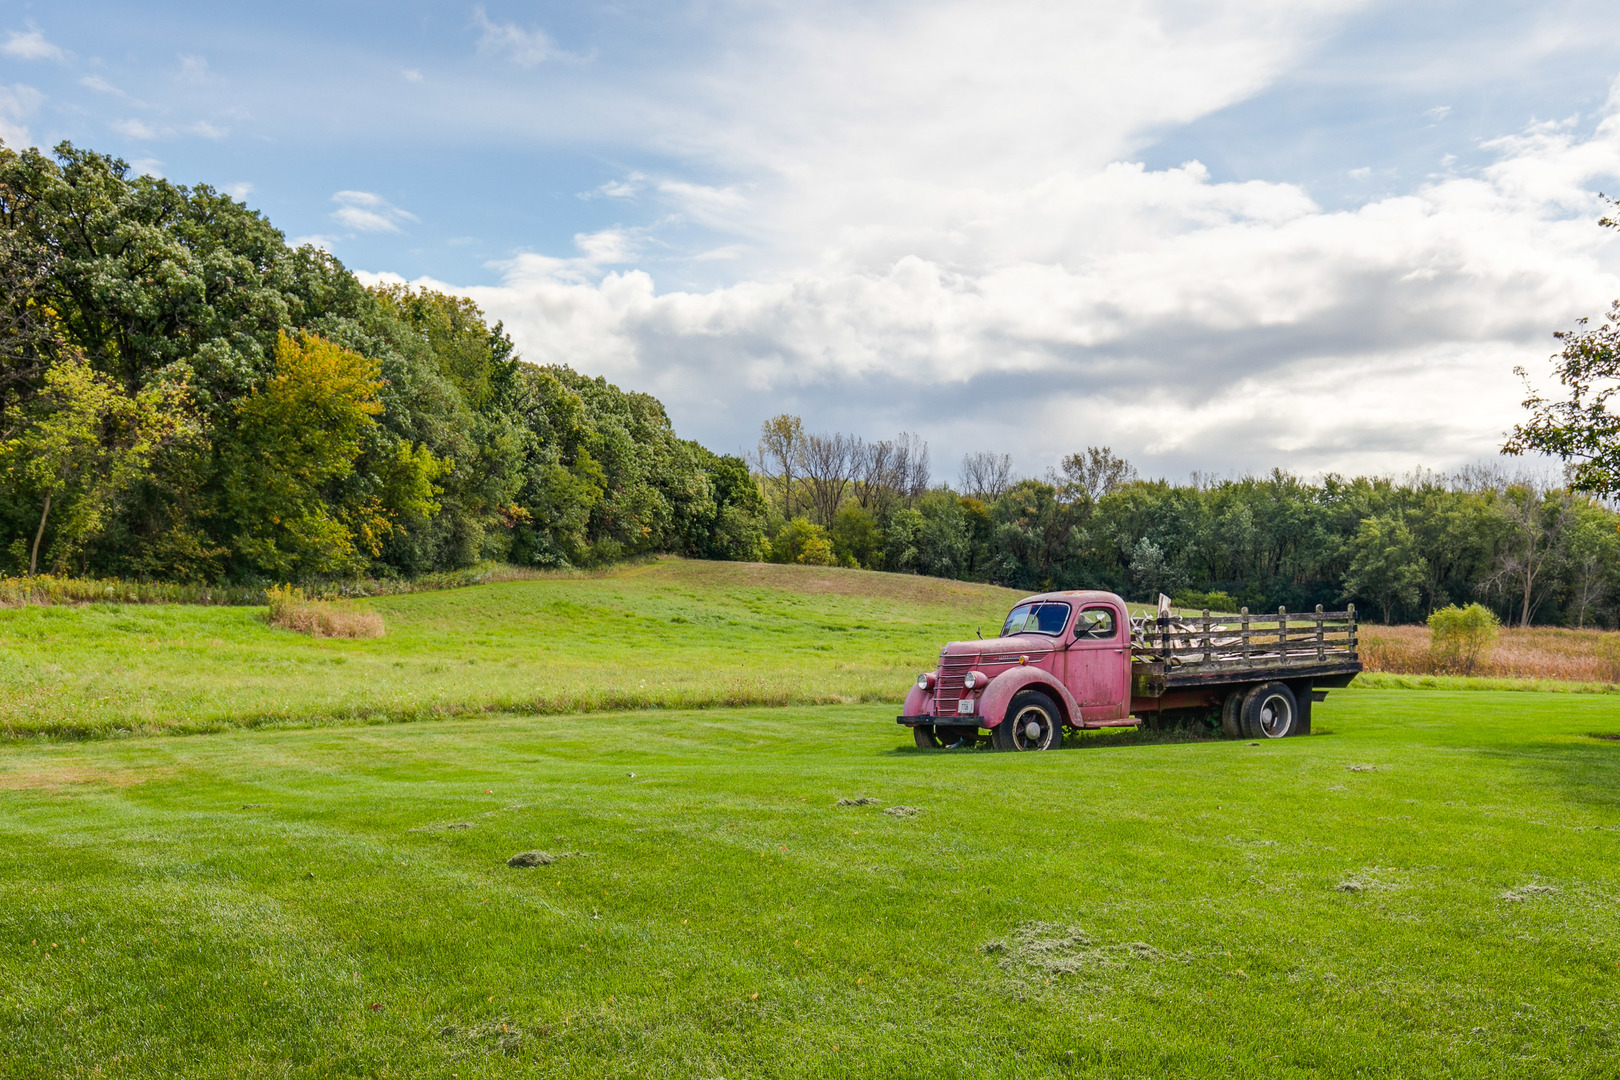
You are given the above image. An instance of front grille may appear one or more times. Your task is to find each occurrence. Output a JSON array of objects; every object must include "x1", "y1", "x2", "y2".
[{"x1": 933, "y1": 655, "x2": 975, "y2": 716}]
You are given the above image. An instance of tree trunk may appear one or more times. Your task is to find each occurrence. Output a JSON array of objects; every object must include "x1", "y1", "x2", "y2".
[{"x1": 29, "y1": 492, "x2": 50, "y2": 576}]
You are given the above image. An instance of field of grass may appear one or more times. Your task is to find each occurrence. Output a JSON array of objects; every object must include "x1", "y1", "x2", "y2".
[
  {"x1": 1, "y1": 689, "x2": 1618, "y2": 1078},
  {"x1": 0, "y1": 558, "x2": 1025, "y2": 739}
]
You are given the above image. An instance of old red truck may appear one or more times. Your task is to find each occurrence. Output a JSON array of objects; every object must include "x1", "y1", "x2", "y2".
[{"x1": 898, "y1": 590, "x2": 1361, "y2": 751}]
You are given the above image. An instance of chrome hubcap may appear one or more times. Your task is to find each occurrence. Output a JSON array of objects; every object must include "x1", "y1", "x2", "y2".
[
  {"x1": 1010, "y1": 706, "x2": 1055, "y2": 750},
  {"x1": 1259, "y1": 694, "x2": 1292, "y2": 737}
]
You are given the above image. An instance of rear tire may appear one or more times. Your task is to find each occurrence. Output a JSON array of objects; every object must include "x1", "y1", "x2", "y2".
[
  {"x1": 1220, "y1": 688, "x2": 1246, "y2": 738},
  {"x1": 991, "y1": 691, "x2": 1063, "y2": 752},
  {"x1": 1239, "y1": 682, "x2": 1297, "y2": 739}
]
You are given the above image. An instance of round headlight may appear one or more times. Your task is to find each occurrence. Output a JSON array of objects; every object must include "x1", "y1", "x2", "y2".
[
  {"x1": 963, "y1": 671, "x2": 977, "y2": 690},
  {"x1": 917, "y1": 673, "x2": 930, "y2": 690}
]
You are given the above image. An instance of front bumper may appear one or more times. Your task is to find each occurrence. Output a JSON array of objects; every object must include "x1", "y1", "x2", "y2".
[{"x1": 896, "y1": 715, "x2": 980, "y2": 727}]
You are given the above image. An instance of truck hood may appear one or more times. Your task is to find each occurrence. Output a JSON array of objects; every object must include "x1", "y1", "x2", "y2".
[{"x1": 941, "y1": 636, "x2": 1056, "y2": 660}]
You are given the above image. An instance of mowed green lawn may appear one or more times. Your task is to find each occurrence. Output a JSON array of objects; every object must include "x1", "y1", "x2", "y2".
[
  {"x1": 0, "y1": 559, "x2": 1023, "y2": 738},
  {"x1": 2, "y1": 691, "x2": 1618, "y2": 1078}
]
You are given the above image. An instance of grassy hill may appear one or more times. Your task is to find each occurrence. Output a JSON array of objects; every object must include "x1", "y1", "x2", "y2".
[{"x1": 0, "y1": 558, "x2": 1023, "y2": 739}]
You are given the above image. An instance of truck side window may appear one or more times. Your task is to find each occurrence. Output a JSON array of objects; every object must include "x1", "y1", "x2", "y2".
[{"x1": 1075, "y1": 608, "x2": 1116, "y2": 639}]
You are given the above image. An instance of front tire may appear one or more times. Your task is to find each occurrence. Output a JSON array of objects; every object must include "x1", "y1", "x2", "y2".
[
  {"x1": 914, "y1": 724, "x2": 976, "y2": 749},
  {"x1": 991, "y1": 691, "x2": 1063, "y2": 751},
  {"x1": 1239, "y1": 682, "x2": 1297, "y2": 739}
]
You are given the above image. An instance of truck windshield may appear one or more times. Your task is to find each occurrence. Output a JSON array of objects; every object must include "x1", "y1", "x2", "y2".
[{"x1": 1001, "y1": 602, "x2": 1071, "y2": 637}]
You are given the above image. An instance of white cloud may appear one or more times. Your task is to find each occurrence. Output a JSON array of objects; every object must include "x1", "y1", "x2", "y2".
[
  {"x1": 175, "y1": 54, "x2": 215, "y2": 84},
  {"x1": 391, "y1": 95, "x2": 1620, "y2": 474},
  {"x1": 330, "y1": 190, "x2": 418, "y2": 233},
  {"x1": 113, "y1": 118, "x2": 159, "y2": 140},
  {"x1": 130, "y1": 158, "x2": 164, "y2": 178},
  {"x1": 1425, "y1": 104, "x2": 1452, "y2": 121},
  {"x1": 473, "y1": 5, "x2": 572, "y2": 67},
  {"x1": 0, "y1": 83, "x2": 42, "y2": 149},
  {"x1": 2, "y1": 28, "x2": 63, "y2": 61},
  {"x1": 402, "y1": 68, "x2": 424, "y2": 83},
  {"x1": 187, "y1": 120, "x2": 228, "y2": 139},
  {"x1": 291, "y1": 234, "x2": 341, "y2": 252},
  {"x1": 361, "y1": 3, "x2": 1620, "y2": 475},
  {"x1": 223, "y1": 182, "x2": 254, "y2": 200}
]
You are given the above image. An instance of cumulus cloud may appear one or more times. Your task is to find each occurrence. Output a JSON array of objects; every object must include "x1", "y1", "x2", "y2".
[
  {"x1": 175, "y1": 54, "x2": 215, "y2": 84},
  {"x1": 331, "y1": 190, "x2": 418, "y2": 233},
  {"x1": 113, "y1": 118, "x2": 159, "y2": 140},
  {"x1": 473, "y1": 5, "x2": 575, "y2": 67},
  {"x1": 368, "y1": 2, "x2": 1620, "y2": 476},
  {"x1": 2, "y1": 28, "x2": 63, "y2": 61},
  {"x1": 0, "y1": 83, "x2": 41, "y2": 149}
]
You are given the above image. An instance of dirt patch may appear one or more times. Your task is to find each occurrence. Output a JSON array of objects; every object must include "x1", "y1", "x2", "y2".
[
  {"x1": 1334, "y1": 867, "x2": 1406, "y2": 894},
  {"x1": 835, "y1": 797, "x2": 880, "y2": 807},
  {"x1": 438, "y1": 1018, "x2": 527, "y2": 1056},
  {"x1": 884, "y1": 806, "x2": 920, "y2": 818},
  {"x1": 1346, "y1": 764, "x2": 1377, "y2": 772},
  {"x1": 983, "y1": 922, "x2": 1163, "y2": 980},
  {"x1": 506, "y1": 850, "x2": 588, "y2": 867},
  {"x1": 1589, "y1": 733, "x2": 1620, "y2": 742},
  {"x1": 408, "y1": 821, "x2": 474, "y2": 833},
  {"x1": 1501, "y1": 885, "x2": 1559, "y2": 902},
  {"x1": 0, "y1": 761, "x2": 173, "y2": 791}
]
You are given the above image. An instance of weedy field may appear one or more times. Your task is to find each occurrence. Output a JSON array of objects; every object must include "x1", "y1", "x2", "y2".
[{"x1": 2, "y1": 560, "x2": 1619, "y2": 1077}]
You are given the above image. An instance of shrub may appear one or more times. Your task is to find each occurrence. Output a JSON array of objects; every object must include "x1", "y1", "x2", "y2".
[
  {"x1": 1171, "y1": 589, "x2": 1238, "y2": 612},
  {"x1": 768, "y1": 517, "x2": 831, "y2": 565},
  {"x1": 1427, "y1": 603, "x2": 1498, "y2": 674},
  {"x1": 797, "y1": 536, "x2": 836, "y2": 566},
  {"x1": 265, "y1": 584, "x2": 385, "y2": 639}
]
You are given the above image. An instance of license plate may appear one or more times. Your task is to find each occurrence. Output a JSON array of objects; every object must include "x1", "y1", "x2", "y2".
[{"x1": 957, "y1": 699, "x2": 976, "y2": 715}]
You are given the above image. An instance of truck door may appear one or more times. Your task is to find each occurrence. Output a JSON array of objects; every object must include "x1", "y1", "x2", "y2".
[{"x1": 1065, "y1": 604, "x2": 1129, "y2": 718}]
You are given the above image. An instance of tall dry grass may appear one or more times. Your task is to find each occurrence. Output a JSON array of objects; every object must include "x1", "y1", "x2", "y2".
[
  {"x1": 1360, "y1": 624, "x2": 1620, "y2": 683},
  {"x1": 0, "y1": 561, "x2": 584, "y2": 609},
  {"x1": 265, "y1": 585, "x2": 385, "y2": 640}
]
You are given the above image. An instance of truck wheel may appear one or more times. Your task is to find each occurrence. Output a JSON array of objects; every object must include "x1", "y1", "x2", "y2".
[
  {"x1": 1239, "y1": 682, "x2": 1297, "y2": 739},
  {"x1": 1220, "y1": 688, "x2": 1246, "y2": 738},
  {"x1": 914, "y1": 725, "x2": 975, "y2": 749},
  {"x1": 991, "y1": 691, "x2": 1063, "y2": 752}
]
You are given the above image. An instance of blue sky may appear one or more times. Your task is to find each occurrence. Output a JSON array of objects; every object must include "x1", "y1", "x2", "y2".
[{"x1": 5, "y1": 1, "x2": 1620, "y2": 481}]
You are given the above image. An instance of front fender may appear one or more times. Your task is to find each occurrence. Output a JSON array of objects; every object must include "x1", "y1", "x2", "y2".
[
  {"x1": 902, "y1": 683, "x2": 934, "y2": 717},
  {"x1": 979, "y1": 668, "x2": 1078, "y2": 728}
]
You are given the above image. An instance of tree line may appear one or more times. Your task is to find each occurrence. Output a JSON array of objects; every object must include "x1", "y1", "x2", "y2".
[
  {"x1": 0, "y1": 142, "x2": 768, "y2": 582},
  {"x1": 750, "y1": 417, "x2": 1620, "y2": 628},
  {"x1": 4, "y1": 141, "x2": 1618, "y2": 627}
]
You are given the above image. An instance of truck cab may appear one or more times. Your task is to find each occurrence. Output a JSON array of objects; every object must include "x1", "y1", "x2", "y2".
[{"x1": 899, "y1": 590, "x2": 1138, "y2": 751}]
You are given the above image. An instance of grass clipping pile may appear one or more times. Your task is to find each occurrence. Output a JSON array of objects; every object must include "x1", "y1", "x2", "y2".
[
  {"x1": 265, "y1": 584, "x2": 385, "y2": 640},
  {"x1": 983, "y1": 922, "x2": 1173, "y2": 989}
]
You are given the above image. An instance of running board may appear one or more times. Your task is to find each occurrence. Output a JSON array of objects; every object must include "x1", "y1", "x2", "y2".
[{"x1": 1081, "y1": 718, "x2": 1142, "y2": 729}]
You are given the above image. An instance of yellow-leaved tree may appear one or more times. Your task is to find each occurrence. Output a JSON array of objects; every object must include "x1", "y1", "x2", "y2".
[{"x1": 224, "y1": 332, "x2": 439, "y2": 579}]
